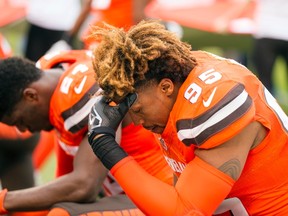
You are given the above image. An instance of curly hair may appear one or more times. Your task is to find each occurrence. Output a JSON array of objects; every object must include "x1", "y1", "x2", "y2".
[
  {"x1": 91, "y1": 19, "x2": 197, "y2": 103},
  {"x1": 0, "y1": 57, "x2": 42, "y2": 120}
]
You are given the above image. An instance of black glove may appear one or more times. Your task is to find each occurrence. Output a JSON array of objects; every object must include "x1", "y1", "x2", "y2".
[
  {"x1": 88, "y1": 93, "x2": 137, "y2": 142},
  {"x1": 88, "y1": 93, "x2": 137, "y2": 170}
]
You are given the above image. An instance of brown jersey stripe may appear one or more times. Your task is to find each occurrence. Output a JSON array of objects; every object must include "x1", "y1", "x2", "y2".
[
  {"x1": 61, "y1": 84, "x2": 99, "y2": 133},
  {"x1": 181, "y1": 96, "x2": 252, "y2": 146},
  {"x1": 177, "y1": 84, "x2": 246, "y2": 131},
  {"x1": 176, "y1": 84, "x2": 252, "y2": 146}
]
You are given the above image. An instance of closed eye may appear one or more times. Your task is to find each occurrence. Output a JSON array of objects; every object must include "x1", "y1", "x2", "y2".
[{"x1": 132, "y1": 109, "x2": 141, "y2": 114}]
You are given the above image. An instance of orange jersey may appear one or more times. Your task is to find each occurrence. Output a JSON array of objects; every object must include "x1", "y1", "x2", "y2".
[
  {"x1": 82, "y1": 0, "x2": 133, "y2": 48},
  {"x1": 111, "y1": 51, "x2": 288, "y2": 215},
  {"x1": 90, "y1": 0, "x2": 133, "y2": 29},
  {"x1": 37, "y1": 50, "x2": 173, "y2": 194},
  {"x1": 158, "y1": 51, "x2": 288, "y2": 215},
  {"x1": 36, "y1": 50, "x2": 98, "y2": 156},
  {"x1": 0, "y1": 123, "x2": 32, "y2": 140}
]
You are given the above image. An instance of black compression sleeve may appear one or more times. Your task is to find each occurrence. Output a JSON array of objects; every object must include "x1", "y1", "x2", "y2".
[{"x1": 90, "y1": 134, "x2": 128, "y2": 170}]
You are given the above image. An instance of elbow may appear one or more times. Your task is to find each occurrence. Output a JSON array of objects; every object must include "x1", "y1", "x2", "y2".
[{"x1": 69, "y1": 177, "x2": 99, "y2": 203}]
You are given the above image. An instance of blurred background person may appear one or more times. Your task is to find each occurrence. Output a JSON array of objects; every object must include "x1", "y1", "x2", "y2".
[
  {"x1": 80, "y1": 0, "x2": 152, "y2": 49},
  {"x1": 252, "y1": 0, "x2": 288, "y2": 96},
  {"x1": 23, "y1": 0, "x2": 92, "y2": 61},
  {"x1": 23, "y1": 0, "x2": 182, "y2": 57}
]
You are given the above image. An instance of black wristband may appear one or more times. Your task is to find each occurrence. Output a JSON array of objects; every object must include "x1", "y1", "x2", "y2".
[
  {"x1": 90, "y1": 134, "x2": 128, "y2": 170},
  {"x1": 88, "y1": 126, "x2": 116, "y2": 144}
]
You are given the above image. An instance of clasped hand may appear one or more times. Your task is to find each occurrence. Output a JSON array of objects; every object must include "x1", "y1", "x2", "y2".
[
  {"x1": 88, "y1": 93, "x2": 137, "y2": 142},
  {"x1": 87, "y1": 93, "x2": 137, "y2": 170}
]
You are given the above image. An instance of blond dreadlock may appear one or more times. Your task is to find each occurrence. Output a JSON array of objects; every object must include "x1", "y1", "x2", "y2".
[{"x1": 91, "y1": 19, "x2": 197, "y2": 103}]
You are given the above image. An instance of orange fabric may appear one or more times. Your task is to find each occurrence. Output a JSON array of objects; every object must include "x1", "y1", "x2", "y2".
[
  {"x1": 36, "y1": 50, "x2": 96, "y2": 153},
  {"x1": 103, "y1": 124, "x2": 174, "y2": 195},
  {"x1": 0, "y1": 0, "x2": 26, "y2": 27},
  {"x1": 120, "y1": 123, "x2": 173, "y2": 185},
  {"x1": 32, "y1": 131, "x2": 57, "y2": 170},
  {"x1": 10, "y1": 210, "x2": 49, "y2": 216},
  {"x1": 55, "y1": 139, "x2": 74, "y2": 177},
  {"x1": 47, "y1": 207, "x2": 70, "y2": 216},
  {"x1": 109, "y1": 51, "x2": 288, "y2": 215},
  {"x1": 160, "y1": 51, "x2": 288, "y2": 215},
  {"x1": 82, "y1": 0, "x2": 133, "y2": 48},
  {"x1": 36, "y1": 50, "x2": 173, "y2": 199},
  {"x1": 0, "y1": 189, "x2": 8, "y2": 214},
  {"x1": 90, "y1": 0, "x2": 133, "y2": 27},
  {"x1": 145, "y1": 0, "x2": 256, "y2": 34},
  {"x1": 111, "y1": 156, "x2": 234, "y2": 215},
  {"x1": 0, "y1": 123, "x2": 32, "y2": 140},
  {"x1": 34, "y1": 50, "x2": 97, "y2": 181}
]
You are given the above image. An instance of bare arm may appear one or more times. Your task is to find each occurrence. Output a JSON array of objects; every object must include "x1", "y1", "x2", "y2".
[
  {"x1": 194, "y1": 121, "x2": 267, "y2": 180},
  {"x1": 3, "y1": 136, "x2": 108, "y2": 211},
  {"x1": 67, "y1": 0, "x2": 93, "y2": 39}
]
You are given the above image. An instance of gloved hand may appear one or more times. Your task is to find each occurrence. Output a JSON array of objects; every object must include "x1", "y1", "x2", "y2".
[
  {"x1": 88, "y1": 93, "x2": 137, "y2": 170},
  {"x1": 88, "y1": 93, "x2": 137, "y2": 143},
  {"x1": 0, "y1": 189, "x2": 8, "y2": 215}
]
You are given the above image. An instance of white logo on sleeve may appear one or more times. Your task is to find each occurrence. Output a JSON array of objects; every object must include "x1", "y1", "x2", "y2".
[
  {"x1": 74, "y1": 76, "x2": 87, "y2": 94},
  {"x1": 203, "y1": 87, "x2": 217, "y2": 107},
  {"x1": 89, "y1": 105, "x2": 102, "y2": 131}
]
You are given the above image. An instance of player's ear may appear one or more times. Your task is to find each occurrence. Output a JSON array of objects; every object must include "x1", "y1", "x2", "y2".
[
  {"x1": 23, "y1": 88, "x2": 38, "y2": 102},
  {"x1": 159, "y1": 78, "x2": 174, "y2": 96}
]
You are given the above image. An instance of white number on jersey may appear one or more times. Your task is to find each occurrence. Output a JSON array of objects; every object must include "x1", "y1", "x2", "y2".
[
  {"x1": 184, "y1": 68, "x2": 222, "y2": 105},
  {"x1": 60, "y1": 64, "x2": 89, "y2": 94}
]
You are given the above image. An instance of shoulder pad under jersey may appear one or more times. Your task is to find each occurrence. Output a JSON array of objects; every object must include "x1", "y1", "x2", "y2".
[{"x1": 35, "y1": 50, "x2": 93, "y2": 69}]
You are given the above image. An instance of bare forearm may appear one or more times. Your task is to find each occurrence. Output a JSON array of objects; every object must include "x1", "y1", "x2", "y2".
[
  {"x1": 3, "y1": 173, "x2": 98, "y2": 211},
  {"x1": 68, "y1": 0, "x2": 92, "y2": 37}
]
